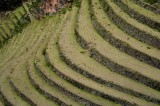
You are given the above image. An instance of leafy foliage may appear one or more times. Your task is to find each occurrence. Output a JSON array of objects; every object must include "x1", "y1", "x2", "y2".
[
  {"x1": 144, "y1": 0, "x2": 159, "y2": 4},
  {"x1": 0, "y1": 0, "x2": 23, "y2": 11},
  {"x1": 73, "y1": 0, "x2": 81, "y2": 7}
]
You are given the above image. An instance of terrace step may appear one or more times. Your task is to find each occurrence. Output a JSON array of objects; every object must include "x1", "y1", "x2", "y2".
[
  {"x1": 76, "y1": 0, "x2": 160, "y2": 104},
  {"x1": 0, "y1": 28, "x2": 6, "y2": 39},
  {"x1": 0, "y1": 37, "x2": 16, "y2": 59},
  {"x1": 0, "y1": 35, "x2": 27, "y2": 61},
  {"x1": 0, "y1": 36, "x2": 17, "y2": 58},
  {"x1": 0, "y1": 21, "x2": 35, "y2": 63},
  {"x1": 27, "y1": 13, "x2": 82, "y2": 106},
  {"x1": 107, "y1": 0, "x2": 160, "y2": 38},
  {"x1": 10, "y1": 63, "x2": 58, "y2": 106},
  {"x1": 99, "y1": 0, "x2": 160, "y2": 49},
  {"x1": 0, "y1": 78, "x2": 29, "y2": 106},
  {"x1": 0, "y1": 20, "x2": 44, "y2": 70},
  {"x1": 47, "y1": 28, "x2": 140, "y2": 105},
  {"x1": 0, "y1": 15, "x2": 57, "y2": 74},
  {"x1": 0, "y1": 0, "x2": 159, "y2": 105},
  {"x1": 90, "y1": 0, "x2": 160, "y2": 69},
  {"x1": 45, "y1": 12, "x2": 119, "y2": 105},
  {"x1": 0, "y1": 35, "x2": 5, "y2": 44},
  {"x1": 0, "y1": 23, "x2": 12, "y2": 38},
  {"x1": 0, "y1": 21, "x2": 38, "y2": 64},
  {"x1": 0, "y1": 2, "x2": 31, "y2": 47},
  {"x1": 3, "y1": 18, "x2": 36, "y2": 53},
  {"x1": 1, "y1": 29, "x2": 51, "y2": 106},
  {"x1": 113, "y1": 0, "x2": 160, "y2": 31},
  {"x1": 5, "y1": 14, "x2": 59, "y2": 70},
  {"x1": 0, "y1": 14, "x2": 57, "y2": 106},
  {"x1": 0, "y1": 6, "x2": 29, "y2": 44},
  {"x1": 6, "y1": 19, "x2": 16, "y2": 30},
  {"x1": 34, "y1": 8, "x2": 116, "y2": 106},
  {"x1": 28, "y1": 28, "x2": 82, "y2": 105},
  {"x1": 9, "y1": 80, "x2": 37, "y2": 106},
  {"x1": 0, "y1": 100, "x2": 4, "y2": 106},
  {"x1": 132, "y1": 0, "x2": 160, "y2": 14},
  {"x1": 22, "y1": 3, "x2": 35, "y2": 21},
  {"x1": 59, "y1": 20, "x2": 160, "y2": 105},
  {"x1": 28, "y1": 60, "x2": 80, "y2": 106},
  {"x1": 8, "y1": 16, "x2": 59, "y2": 106},
  {"x1": 58, "y1": 21, "x2": 159, "y2": 105},
  {"x1": 90, "y1": 0, "x2": 160, "y2": 91},
  {"x1": 35, "y1": 54, "x2": 117, "y2": 106},
  {"x1": 58, "y1": 1, "x2": 160, "y2": 105},
  {"x1": 0, "y1": 20, "x2": 44, "y2": 60},
  {"x1": 0, "y1": 26, "x2": 9, "y2": 39}
]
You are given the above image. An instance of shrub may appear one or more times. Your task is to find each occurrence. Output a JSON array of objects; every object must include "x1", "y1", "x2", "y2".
[
  {"x1": 0, "y1": 0, "x2": 22, "y2": 11},
  {"x1": 144, "y1": 0, "x2": 159, "y2": 4}
]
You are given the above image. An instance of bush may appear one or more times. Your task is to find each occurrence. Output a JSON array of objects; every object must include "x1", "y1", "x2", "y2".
[
  {"x1": 0, "y1": 0, "x2": 22, "y2": 11},
  {"x1": 144, "y1": 0, "x2": 159, "y2": 4}
]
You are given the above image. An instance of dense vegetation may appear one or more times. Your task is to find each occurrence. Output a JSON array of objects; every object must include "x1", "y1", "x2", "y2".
[
  {"x1": 0, "y1": 0, "x2": 159, "y2": 12},
  {"x1": 144, "y1": 0, "x2": 159, "y2": 4},
  {"x1": 0, "y1": 0, "x2": 23, "y2": 11}
]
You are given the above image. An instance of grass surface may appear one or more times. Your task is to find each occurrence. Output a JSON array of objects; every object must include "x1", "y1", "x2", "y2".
[{"x1": 0, "y1": 0, "x2": 159, "y2": 105}]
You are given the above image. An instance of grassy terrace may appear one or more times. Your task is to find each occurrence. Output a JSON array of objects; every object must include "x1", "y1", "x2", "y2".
[
  {"x1": 0, "y1": 18, "x2": 50, "y2": 104},
  {"x1": 0, "y1": 20, "x2": 41, "y2": 70},
  {"x1": 120, "y1": 1, "x2": 160, "y2": 21},
  {"x1": 115, "y1": 0, "x2": 160, "y2": 31},
  {"x1": 90, "y1": 0, "x2": 160, "y2": 68},
  {"x1": 0, "y1": 21, "x2": 37, "y2": 64},
  {"x1": 9, "y1": 17, "x2": 58, "y2": 106},
  {"x1": 0, "y1": 0, "x2": 159, "y2": 105},
  {"x1": 0, "y1": 3, "x2": 30, "y2": 46},
  {"x1": 99, "y1": 0, "x2": 160, "y2": 49},
  {"x1": 107, "y1": 0, "x2": 160, "y2": 39},
  {"x1": 0, "y1": 100, "x2": 3, "y2": 106},
  {"x1": 132, "y1": 0, "x2": 160, "y2": 14},
  {"x1": 91, "y1": 0, "x2": 160, "y2": 89},
  {"x1": 77, "y1": 0, "x2": 160, "y2": 102}
]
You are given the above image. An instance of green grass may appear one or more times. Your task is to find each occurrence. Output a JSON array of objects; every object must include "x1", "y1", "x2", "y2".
[
  {"x1": 77, "y1": 0, "x2": 160, "y2": 102},
  {"x1": 0, "y1": 0, "x2": 159, "y2": 105},
  {"x1": 121, "y1": 0, "x2": 160, "y2": 25},
  {"x1": 0, "y1": 16, "x2": 58, "y2": 106}
]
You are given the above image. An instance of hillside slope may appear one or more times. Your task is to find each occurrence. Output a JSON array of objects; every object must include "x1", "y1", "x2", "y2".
[{"x1": 0, "y1": 0, "x2": 160, "y2": 106}]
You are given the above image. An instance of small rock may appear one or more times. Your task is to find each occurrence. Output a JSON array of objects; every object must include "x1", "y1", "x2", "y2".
[
  {"x1": 147, "y1": 47, "x2": 151, "y2": 49},
  {"x1": 80, "y1": 51, "x2": 85, "y2": 54}
]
